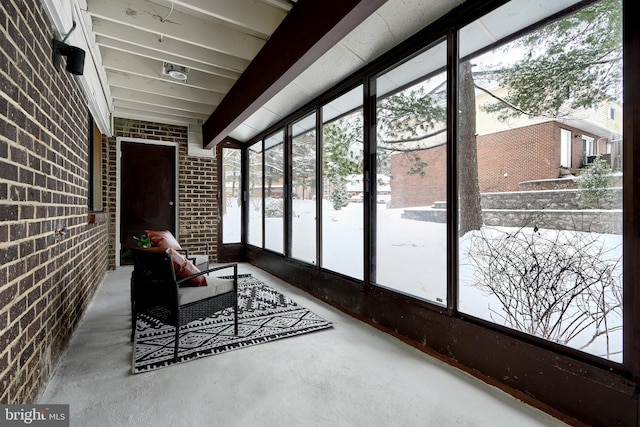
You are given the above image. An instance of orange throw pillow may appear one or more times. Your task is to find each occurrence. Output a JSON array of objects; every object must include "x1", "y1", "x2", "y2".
[
  {"x1": 166, "y1": 248, "x2": 206, "y2": 287},
  {"x1": 145, "y1": 230, "x2": 182, "y2": 251}
]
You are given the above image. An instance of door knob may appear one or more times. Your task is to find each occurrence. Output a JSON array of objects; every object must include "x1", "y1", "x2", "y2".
[{"x1": 169, "y1": 201, "x2": 174, "y2": 206}]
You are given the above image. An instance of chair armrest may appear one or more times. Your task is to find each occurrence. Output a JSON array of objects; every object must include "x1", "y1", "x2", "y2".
[
  {"x1": 177, "y1": 244, "x2": 209, "y2": 256},
  {"x1": 176, "y1": 249, "x2": 191, "y2": 258},
  {"x1": 176, "y1": 263, "x2": 238, "y2": 288},
  {"x1": 177, "y1": 244, "x2": 210, "y2": 264}
]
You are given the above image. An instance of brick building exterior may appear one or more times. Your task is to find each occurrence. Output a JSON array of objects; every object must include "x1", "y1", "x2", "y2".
[
  {"x1": 389, "y1": 143, "x2": 447, "y2": 209},
  {"x1": 0, "y1": 0, "x2": 219, "y2": 403},
  {"x1": 103, "y1": 119, "x2": 219, "y2": 269},
  {"x1": 1, "y1": 0, "x2": 108, "y2": 403},
  {"x1": 390, "y1": 121, "x2": 605, "y2": 208}
]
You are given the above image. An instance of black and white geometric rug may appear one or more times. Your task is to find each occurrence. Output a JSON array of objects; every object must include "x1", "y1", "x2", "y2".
[{"x1": 132, "y1": 275, "x2": 332, "y2": 374}]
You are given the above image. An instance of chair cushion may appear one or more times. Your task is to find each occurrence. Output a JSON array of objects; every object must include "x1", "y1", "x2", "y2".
[
  {"x1": 177, "y1": 277, "x2": 234, "y2": 305},
  {"x1": 146, "y1": 230, "x2": 182, "y2": 251},
  {"x1": 166, "y1": 248, "x2": 206, "y2": 287}
]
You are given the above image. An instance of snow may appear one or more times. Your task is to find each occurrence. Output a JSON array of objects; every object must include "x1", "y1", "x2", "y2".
[{"x1": 223, "y1": 198, "x2": 623, "y2": 362}]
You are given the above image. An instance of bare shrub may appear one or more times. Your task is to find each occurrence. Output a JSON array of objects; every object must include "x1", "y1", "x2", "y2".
[{"x1": 466, "y1": 226, "x2": 622, "y2": 356}]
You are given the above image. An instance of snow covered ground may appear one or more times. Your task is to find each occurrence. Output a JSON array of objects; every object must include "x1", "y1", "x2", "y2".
[{"x1": 223, "y1": 198, "x2": 623, "y2": 362}]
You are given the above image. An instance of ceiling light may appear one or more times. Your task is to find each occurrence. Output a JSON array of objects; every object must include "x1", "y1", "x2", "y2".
[{"x1": 162, "y1": 63, "x2": 188, "y2": 81}]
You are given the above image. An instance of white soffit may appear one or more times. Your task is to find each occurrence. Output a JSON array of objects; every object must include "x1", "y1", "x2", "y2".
[
  {"x1": 459, "y1": 0, "x2": 584, "y2": 57},
  {"x1": 42, "y1": 0, "x2": 113, "y2": 135},
  {"x1": 229, "y1": 0, "x2": 589, "y2": 144},
  {"x1": 229, "y1": 0, "x2": 465, "y2": 142}
]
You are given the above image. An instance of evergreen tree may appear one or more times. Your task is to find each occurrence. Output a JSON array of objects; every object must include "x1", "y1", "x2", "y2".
[
  {"x1": 331, "y1": 179, "x2": 351, "y2": 210},
  {"x1": 578, "y1": 157, "x2": 614, "y2": 209},
  {"x1": 323, "y1": 121, "x2": 361, "y2": 211}
]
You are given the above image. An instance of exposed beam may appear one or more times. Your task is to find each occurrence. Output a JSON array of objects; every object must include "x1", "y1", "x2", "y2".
[
  {"x1": 113, "y1": 107, "x2": 200, "y2": 126},
  {"x1": 259, "y1": 0, "x2": 295, "y2": 12},
  {"x1": 110, "y1": 87, "x2": 215, "y2": 115},
  {"x1": 113, "y1": 99, "x2": 210, "y2": 121},
  {"x1": 101, "y1": 48, "x2": 235, "y2": 94},
  {"x1": 107, "y1": 71, "x2": 224, "y2": 105},
  {"x1": 96, "y1": 35, "x2": 241, "y2": 80},
  {"x1": 145, "y1": 0, "x2": 287, "y2": 38},
  {"x1": 87, "y1": 0, "x2": 265, "y2": 59},
  {"x1": 202, "y1": 0, "x2": 389, "y2": 148},
  {"x1": 92, "y1": 19, "x2": 249, "y2": 75}
]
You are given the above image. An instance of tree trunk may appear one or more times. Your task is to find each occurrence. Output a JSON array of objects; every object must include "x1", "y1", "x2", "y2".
[{"x1": 458, "y1": 60, "x2": 483, "y2": 236}]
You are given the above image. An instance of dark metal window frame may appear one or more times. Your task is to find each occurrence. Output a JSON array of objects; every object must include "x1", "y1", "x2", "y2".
[{"x1": 234, "y1": 0, "x2": 634, "y2": 378}]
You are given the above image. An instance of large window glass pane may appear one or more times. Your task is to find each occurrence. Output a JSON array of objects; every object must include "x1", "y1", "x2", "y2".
[
  {"x1": 321, "y1": 86, "x2": 364, "y2": 279},
  {"x1": 375, "y1": 40, "x2": 448, "y2": 304},
  {"x1": 222, "y1": 147, "x2": 241, "y2": 243},
  {"x1": 248, "y1": 142, "x2": 263, "y2": 247},
  {"x1": 457, "y1": 0, "x2": 623, "y2": 362},
  {"x1": 264, "y1": 131, "x2": 285, "y2": 253},
  {"x1": 292, "y1": 113, "x2": 317, "y2": 264}
]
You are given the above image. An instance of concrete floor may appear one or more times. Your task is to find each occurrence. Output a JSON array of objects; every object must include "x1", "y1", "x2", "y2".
[{"x1": 40, "y1": 264, "x2": 569, "y2": 427}]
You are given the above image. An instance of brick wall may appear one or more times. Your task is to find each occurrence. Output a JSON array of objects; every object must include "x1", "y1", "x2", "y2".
[
  {"x1": 389, "y1": 143, "x2": 447, "y2": 208},
  {"x1": 477, "y1": 122, "x2": 559, "y2": 193},
  {"x1": 0, "y1": 0, "x2": 109, "y2": 403},
  {"x1": 390, "y1": 121, "x2": 601, "y2": 208},
  {"x1": 104, "y1": 118, "x2": 219, "y2": 268}
]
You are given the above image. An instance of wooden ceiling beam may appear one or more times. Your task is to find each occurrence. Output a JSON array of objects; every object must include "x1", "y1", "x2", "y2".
[
  {"x1": 202, "y1": 0, "x2": 388, "y2": 148},
  {"x1": 92, "y1": 19, "x2": 249, "y2": 74},
  {"x1": 88, "y1": 0, "x2": 264, "y2": 59},
  {"x1": 145, "y1": 0, "x2": 287, "y2": 38}
]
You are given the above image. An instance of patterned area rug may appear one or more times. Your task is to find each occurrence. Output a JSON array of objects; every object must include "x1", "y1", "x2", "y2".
[{"x1": 132, "y1": 275, "x2": 332, "y2": 374}]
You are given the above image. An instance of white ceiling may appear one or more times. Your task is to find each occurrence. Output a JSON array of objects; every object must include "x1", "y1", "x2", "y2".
[
  {"x1": 230, "y1": 0, "x2": 468, "y2": 142},
  {"x1": 235, "y1": 0, "x2": 584, "y2": 144},
  {"x1": 75, "y1": 0, "x2": 591, "y2": 144},
  {"x1": 82, "y1": 0, "x2": 291, "y2": 128},
  {"x1": 78, "y1": 0, "x2": 470, "y2": 143}
]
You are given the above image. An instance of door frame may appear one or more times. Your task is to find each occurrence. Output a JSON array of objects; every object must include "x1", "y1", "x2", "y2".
[{"x1": 116, "y1": 137, "x2": 179, "y2": 267}]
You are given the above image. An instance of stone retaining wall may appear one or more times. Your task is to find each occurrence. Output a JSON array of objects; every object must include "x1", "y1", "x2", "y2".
[
  {"x1": 483, "y1": 209, "x2": 622, "y2": 234},
  {"x1": 481, "y1": 188, "x2": 622, "y2": 210},
  {"x1": 402, "y1": 188, "x2": 623, "y2": 234}
]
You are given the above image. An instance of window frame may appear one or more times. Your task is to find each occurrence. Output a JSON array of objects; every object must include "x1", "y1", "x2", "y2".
[
  {"x1": 88, "y1": 114, "x2": 103, "y2": 212},
  {"x1": 235, "y1": 0, "x2": 633, "y2": 376}
]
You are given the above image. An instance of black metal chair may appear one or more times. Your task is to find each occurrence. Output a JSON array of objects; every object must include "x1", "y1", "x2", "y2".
[
  {"x1": 177, "y1": 242, "x2": 210, "y2": 271},
  {"x1": 130, "y1": 249, "x2": 238, "y2": 361}
]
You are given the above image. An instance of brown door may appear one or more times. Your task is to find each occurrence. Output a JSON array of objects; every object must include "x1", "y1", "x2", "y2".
[{"x1": 120, "y1": 141, "x2": 176, "y2": 263}]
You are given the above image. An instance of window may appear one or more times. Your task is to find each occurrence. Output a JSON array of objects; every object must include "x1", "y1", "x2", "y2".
[
  {"x1": 457, "y1": 0, "x2": 623, "y2": 362},
  {"x1": 321, "y1": 86, "x2": 364, "y2": 279},
  {"x1": 236, "y1": 0, "x2": 626, "y2": 374},
  {"x1": 583, "y1": 136, "x2": 595, "y2": 164},
  {"x1": 88, "y1": 115, "x2": 103, "y2": 211},
  {"x1": 291, "y1": 113, "x2": 317, "y2": 264},
  {"x1": 264, "y1": 131, "x2": 285, "y2": 253},
  {"x1": 248, "y1": 142, "x2": 263, "y2": 247},
  {"x1": 560, "y1": 128, "x2": 572, "y2": 169},
  {"x1": 375, "y1": 40, "x2": 448, "y2": 304},
  {"x1": 221, "y1": 148, "x2": 241, "y2": 243}
]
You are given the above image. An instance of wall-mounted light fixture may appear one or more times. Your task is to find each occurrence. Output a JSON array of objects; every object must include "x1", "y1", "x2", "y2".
[
  {"x1": 162, "y1": 62, "x2": 189, "y2": 81},
  {"x1": 52, "y1": 21, "x2": 85, "y2": 75}
]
